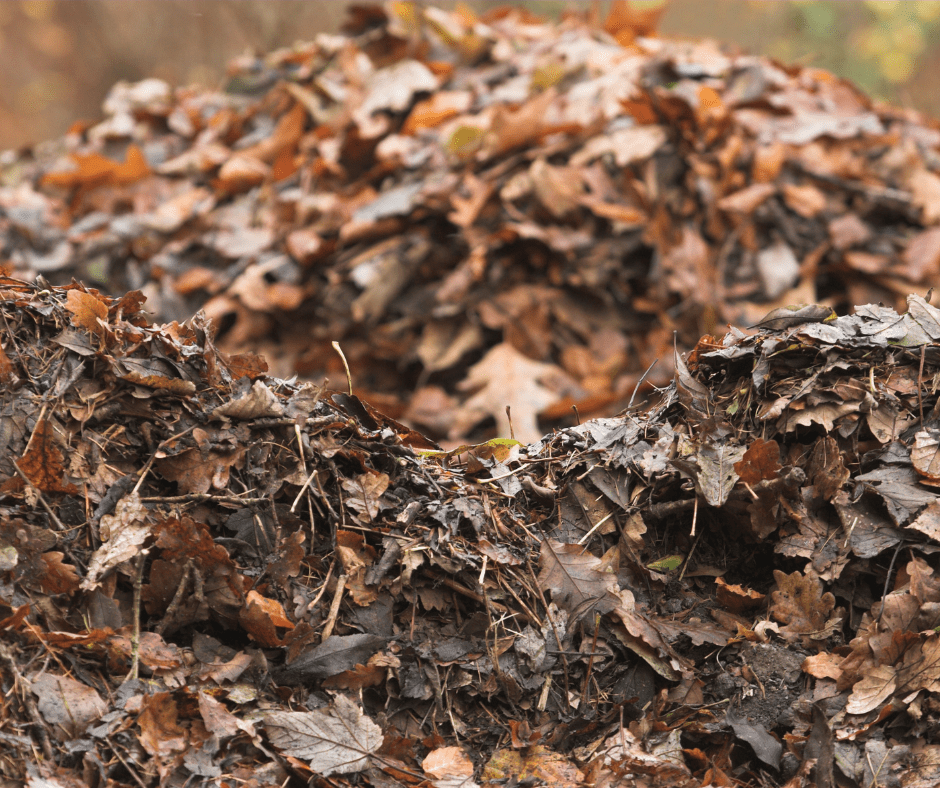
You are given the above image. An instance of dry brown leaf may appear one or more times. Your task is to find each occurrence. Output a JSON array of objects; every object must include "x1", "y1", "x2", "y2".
[
  {"x1": 537, "y1": 539, "x2": 619, "y2": 612},
  {"x1": 31, "y1": 673, "x2": 107, "y2": 738},
  {"x1": 715, "y1": 577, "x2": 765, "y2": 614},
  {"x1": 451, "y1": 342, "x2": 572, "y2": 443},
  {"x1": 782, "y1": 401, "x2": 858, "y2": 432},
  {"x1": 846, "y1": 664, "x2": 897, "y2": 715},
  {"x1": 138, "y1": 693, "x2": 188, "y2": 760},
  {"x1": 212, "y1": 380, "x2": 285, "y2": 420},
  {"x1": 912, "y1": 429, "x2": 940, "y2": 482},
  {"x1": 154, "y1": 446, "x2": 246, "y2": 494},
  {"x1": 341, "y1": 470, "x2": 390, "y2": 522},
  {"x1": 733, "y1": 438, "x2": 781, "y2": 485},
  {"x1": 483, "y1": 745, "x2": 584, "y2": 788},
  {"x1": 910, "y1": 167, "x2": 940, "y2": 224},
  {"x1": 239, "y1": 590, "x2": 294, "y2": 648},
  {"x1": 264, "y1": 695, "x2": 382, "y2": 776},
  {"x1": 81, "y1": 493, "x2": 151, "y2": 591},
  {"x1": 423, "y1": 746, "x2": 475, "y2": 779},
  {"x1": 802, "y1": 652, "x2": 843, "y2": 681},
  {"x1": 17, "y1": 418, "x2": 78, "y2": 494},
  {"x1": 64, "y1": 288, "x2": 108, "y2": 336},
  {"x1": 770, "y1": 569, "x2": 836, "y2": 647}
]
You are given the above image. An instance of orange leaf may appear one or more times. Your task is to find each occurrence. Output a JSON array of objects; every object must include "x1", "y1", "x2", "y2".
[
  {"x1": 18, "y1": 419, "x2": 78, "y2": 494},
  {"x1": 65, "y1": 288, "x2": 108, "y2": 335},
  {"x1": 734, "y1": 438, "x2": 781, "y2": 485}
]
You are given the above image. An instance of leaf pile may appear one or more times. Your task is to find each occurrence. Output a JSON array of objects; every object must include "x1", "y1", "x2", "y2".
[
  {"x1": 4, "y1": 3, "x2": 940, "y2": 443},
  {"x1": 6, "y1": 276, "x2": 940, "y2": 785}
]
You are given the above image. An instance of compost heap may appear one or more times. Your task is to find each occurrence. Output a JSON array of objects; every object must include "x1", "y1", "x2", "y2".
[
  {"x1": 4, "y1": 277, "x2": 940, "y2": 786},
  {"x1": 3, "y1": 3, "x2": 940, "y2": 445}
]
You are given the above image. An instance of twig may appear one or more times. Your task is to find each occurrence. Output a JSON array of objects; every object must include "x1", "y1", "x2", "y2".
[
  {"x1": 527, "y1": 558, "x2": 572, "y2": 709},
  {"x1": 331, "y1": 341, "x2": 353, "y2": 395},
  {"x1": 139, "y1": 493, "x2": 266, "y2": 505},
  {"x1": 11, "y1": 460, "x2": 66, "y2": 532},
  {"x1": 627, "y1": 358, "x2": 659, "y2": 410},
  {"x1": 678, "y1": 526, "x2": 704, "y2": 583},
  {"x1": 577, "y1": 510, "x2": 615, "y2": 545},
  {"x1": 0, "y1": 641, "x2": 54, "y2": 761},
  {"x1": 301, "y1": 558, "x2": 336, "y2": 618},
  {"x1": 644, "y1": 498, "x2": 696, "y2": 520},
  {"x1": 155, "y1": 559, "x2": 193, "y2": 637},
  {"x1": 0, "y1": 304, "x2": 37, "y2": 388},
  {"x1": 425, "y1": 569, "x2": 508, "y2": 613},
  {"x1": 320, "y1": 574, "x2": 347, "y2": 641},
  {"x1": 132, "y1": 424, "x2": 197, "y2": 496},
  {"x1": 291, "y1": 422, "x2": 320, "y2": 543},
  {"x1": 125, "y1": 551, "x2": 148, "y2": 681},
  {"x1": 106, "y1": 735, "x2": 149, "y2": 788},
  {"x1": 876, "y1": 543, "x2": 906, "y2": 628},
  {"x1": 506, "y1": 405, "x2": 515, "y2": 441},
  {"x1": 580, "y1": 613, "x2": 601, "y2": 704},
  {"x1": 494, "y1": 568, "x2": 543, "y2": 628},
  {"x1": 918, "y1": 344, "x2": 926, "y2": 427}
]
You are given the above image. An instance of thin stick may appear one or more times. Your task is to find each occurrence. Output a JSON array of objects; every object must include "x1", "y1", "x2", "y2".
[
  {"x1": 126, "y1": 551, "x2": 148, "y2": 681},
  {"x1": 527, "y1": 559, "x2": 572, "y2": 709},
  {"x1": 106, "y1": 736, "x2": 149, "y2": 788},
  {"x1": 302, "y1": 559, "x2": 336, "y2": 618},
  {"x1": 155, "y1": 560, "x2": 193, "y2": 637},
  {"x1": 876, "y1": 543, "x2": 905, "y2": 627},
  {"x1": 140, "y1": 493, "x2": 266, "y2": 505},
  {"x1": 0, "y1": 642, "x2": 54, "y2": 761},
  {"x1": 577, "y1": 510, "x2": 615, "y2": 545},
  {"x1": 678, "y1": 524, "x2": 703, "y2": 583},
  {"x1": 332, "y1": 341, "x2": 353, "y2": 395},
  {"x1": 580, "y1": 612, "x2": 601, "y2": 704},
  {"x1": 132, "y1": 425, "x2": 197, "y2": 496},
  {"x1": 11, "y1": 460, "x2": 65, "y2": 531},
  {"x1": 918, "y1": 344, "x2": 926, "y2": 427},
  {"x1": 320, "y1": 574, "x2": 347, "y2": 641},
  {"x1": 290, "y1": 468, "x2": 319, "y2": 513},
  {"x1": 628, "y1": 358, "x2": 659, "y2": 410}
]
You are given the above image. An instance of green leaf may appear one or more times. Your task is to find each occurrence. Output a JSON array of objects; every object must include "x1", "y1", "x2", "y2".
[{"x1": 647, "y1": 555, "x2": 683, "y2": 572}]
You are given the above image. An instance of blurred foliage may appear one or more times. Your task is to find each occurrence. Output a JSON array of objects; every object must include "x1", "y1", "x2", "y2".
[
  {"x1": 778, "y1": 1, "x2": 940, "y2": 96},
  {"x1": 2, "y1": 1, "x2": 940, "y2": 150}
]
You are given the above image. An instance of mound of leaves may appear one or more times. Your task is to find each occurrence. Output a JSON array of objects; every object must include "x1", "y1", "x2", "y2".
[
  {"x1": 4, "y1": 3, "x2": 940, "y2": 444},
  {"x1": 5, "y1": 275, "x2": 940, "y2": 787}
]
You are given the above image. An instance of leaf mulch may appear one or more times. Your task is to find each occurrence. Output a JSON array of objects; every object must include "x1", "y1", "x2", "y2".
[
  {"x1": 3, "y1": 3, "x2": 940, "y2": 445},
  {"x1": 6, "y1": 3, "x2": 940, "y2": 786},
  {"x1": 4, "y1": 273, "x2": 940, "y2": 787}
]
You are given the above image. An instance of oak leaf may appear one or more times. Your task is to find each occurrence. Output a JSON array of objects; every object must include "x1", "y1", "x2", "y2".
[{"x1": 451, "y1": 342, "x2": 572, "y2": 444}]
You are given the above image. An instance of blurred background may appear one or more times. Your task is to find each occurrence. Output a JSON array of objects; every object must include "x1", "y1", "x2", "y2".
[{"x1": 3, "y1": 0, "x2": 940, "y2": 151}]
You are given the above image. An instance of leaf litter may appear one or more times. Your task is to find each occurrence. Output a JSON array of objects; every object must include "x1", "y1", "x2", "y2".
[
  {"x1": 4, "y1": 3, "x2": 940, "y2": 444},
  {"x1": 3, "y1": 2, "x2": 940, "y2": 787},
  {"x1": 3, "y1": 273, "x2": 940, "y2": 786}
]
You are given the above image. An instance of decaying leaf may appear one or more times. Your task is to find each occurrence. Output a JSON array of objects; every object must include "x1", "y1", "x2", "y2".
[
  {"x1": 81, "y1": 493, "x2": 151, "y2": 591},
  {"x1": 770, "y1": 569, "x2": 836, "y2": 648},
  {"x1": 846, "y1": 664, "x2": 897, "y2": 715},
  {"x1": 451, "y1": 343, "x2": 575, "y2": 444},
  {"x1": 537, "y1": 540, "x2": 619, "y2": 616},
  {"x1": 9, "y1": 3, "x2": 940, "y2": 784},
  {"x1": 264, "y1": 695, "x2": 382, "y2": 776}
]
